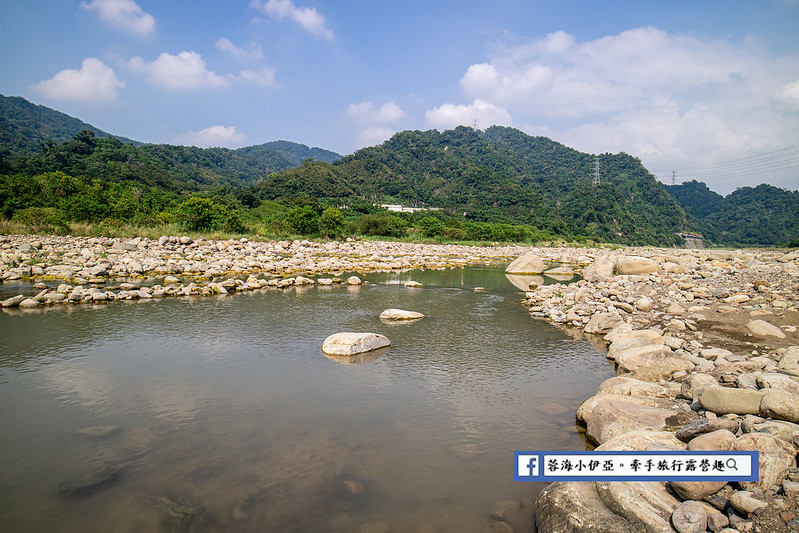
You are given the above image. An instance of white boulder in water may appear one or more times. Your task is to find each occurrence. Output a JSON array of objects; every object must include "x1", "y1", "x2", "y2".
[{"x1": 322, "y1": 332, "x2": 390, "y2": 356}]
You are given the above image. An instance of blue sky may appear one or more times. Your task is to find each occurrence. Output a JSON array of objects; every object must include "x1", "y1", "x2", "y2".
[{"x1": 1, "y1": 0, "x2": 797, "y2": 194}]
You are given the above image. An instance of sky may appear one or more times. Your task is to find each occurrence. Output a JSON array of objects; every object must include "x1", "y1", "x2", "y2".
[{"x1": 1, "y1": 0, "x2": 798, "y2": 195}]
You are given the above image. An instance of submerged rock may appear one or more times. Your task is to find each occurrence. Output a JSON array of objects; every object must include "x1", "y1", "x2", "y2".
[
  {"x1": 322, "y1": 332, "x2": 390, "y2": 356},
  {"x1": 58, "y1": 469, "x2": 120, "y2": 498}
]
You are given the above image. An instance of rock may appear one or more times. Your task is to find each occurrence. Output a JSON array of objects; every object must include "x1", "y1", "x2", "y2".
[
  {"x1": 577, "y1": 394, "x2": 675, "y2": 422},
  {"x1": 746, "y1": 319, "x2": 786, "y2": 339},
  {"x1": 684, "y1": 373, "x2": 718, "y2": 401},
  {"x1": 595, "y1": 430, "x2": 685, "y2": 451},
  {"x1": 111, "y1": 242, "x2": 138, "y2": 251},
  {"x1": 163, "y1": 275, "x2": 180, "y2": 284},
  {"x1": 59, "y1": 469, "x2": 120, "y2": 498},
  {"x1": 687, "y1": 429, "x2": 737, "y2": 451},
  {"x1": 670, "y1": 479, "x2": 727, "y2": 501},
  {"x1": 346, "y1": 276, "x2": 362, "y2": 285},
  {"x1": 585, "y1": 398, "x2": 694, "y2": 445},
  {"x1": 18, "y1": 298, "x2": 41, "y2": 308},
  {"x1": 543, "y1": 266, "x2": 574, "y2": 277},
  {"x1": 615, "y1": 256, "x2": 659, "y2": 275},
  {"x1": 760, "y1": 389, "x2": 799, "y2": 423},
  {"x1": 697, "y1": 386, "x2": 765, "y2": 415},
  {"x1": 404, "y1": 280, "x2": 423, "y2": 288},
  {"x1": 635, "y1": 296, "x2": 655, "y2": 312},
  {"x1": 489, "y1": 499, "x2": 522, "y2": 521},
  {"x1": 596, "y1": 376, "x2": 675, "y2": 398},
  {"x1": 594, "y1": 480, "x2": 680, "y2": 532},
  {"x1": 675, "y1": 419, "x2": 740, "y2": 442},
  {"x1": 505, "y1": 252, "x2": 546, "y2": 274},
  {"x1": 671, "y1": 500, "x2": 707, "y2": 533},
  {"x1": 584, "y1": 312, "x2": 624, "y2": 335},
  {"x1": 777, "y1": 346, "x2": 799, "y2": 372},
  {"x1": 582, "y1": 253, "x2": 617, "y2": 282},
  {"x1": 535, "y1": 481, "x2": 641, "y2": 533},
  {"x1": 615, "y1": 344, "x2": 694, "y2": 377},
  {"x1": 729, "y1": 491, "x2": 767, "y2": 516},
  {"x1": 379, "y1": 309, "x2": 424, "y2": 321},
  {"x1": 322, "y1": 332, "x2": 390, "y2": 356},
  {"x1": 731, "y1": 433, "x2": 796, "y2": 490},
  {"x1": 706, "y1": 510, "x2": 729, "y2": 532},
  {"x1": 1, "y1": 294, "x2": 25, "y2": 307}
]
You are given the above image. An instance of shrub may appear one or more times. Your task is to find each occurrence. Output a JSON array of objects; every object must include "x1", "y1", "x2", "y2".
[{"x1": 11, "y1": 207, "x2": 70, "y2": 234}]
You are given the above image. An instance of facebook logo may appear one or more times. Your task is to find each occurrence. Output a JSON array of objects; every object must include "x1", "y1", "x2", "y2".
[{"x1": 515, "y1": 453, "x2": 541, "y2": 480}]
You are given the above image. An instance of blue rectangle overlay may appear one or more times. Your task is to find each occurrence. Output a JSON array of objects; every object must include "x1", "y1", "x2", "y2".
[{"x1": 514, "y1": 450, "x2": 759, "y2": 482}]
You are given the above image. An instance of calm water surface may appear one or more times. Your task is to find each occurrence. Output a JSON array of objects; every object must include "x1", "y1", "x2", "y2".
[{"x1": 0, "y1": 266, "x2": 612, "y2": 532}]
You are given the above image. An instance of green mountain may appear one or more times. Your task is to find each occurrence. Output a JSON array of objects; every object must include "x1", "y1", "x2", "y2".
[
  {"x1": 256, "y1": 126, "x2": 690, "y2": 245},
  {"x1": 242, "y1": 140, "x2": 340, "y2": 165},
  {"x1": 666, "y1": 180, "x2": 799, "y2": 246},
  {"x1": 0, "y1": 94, "x2": 142, "y2": 167}
]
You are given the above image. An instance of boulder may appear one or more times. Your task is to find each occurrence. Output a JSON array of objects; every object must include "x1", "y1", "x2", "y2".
[
  {"x1": 595, "y1": 430, "x2": 686, "y2": 452},
  {"x1": 1, "y1": 294, "x2": 25, "y2": 307},
  {"x1": 731, "y1": 433, "x2": 796, "y2": 491},
  {"x1": 675, "y1": 419, "x2": 740, "y2": 442},
  {"x1": 746, "y1": 320, "x2": 786, "y2": 339},
  {"x1": 582, "y1": 253, "x2": 617, "y2": 282},
  {"x1": 697, "y1": 386, "x2": 765, "y2": 416},
  {"x1": 404, "y1": 281, "x2": 423, "y2": 288},
  {"x1": 760, "y1": 389, "x2": 799, "y2": 424},
  {"x1": 536, "y1": 481, "x2": 639, "y2": 533},
  {"x1": 321, "y1": 332, "x2": 390, "y2": 356},
  {"x1": 729, "y1": 491, "x2": 768, "y2": 516},
  {"x1": 777, "y1": 346, "x2": 799, "y2": 372},
  {"x1": 584, "y1": 312, "x2": 624, "y2": 335},
  {"x1": 345, "y1": 276, "x2": 362, "y2": 285},
  {"x1": 758, "y1": 374, "x2": 799, "y2": 396},
  {"x1": 576, "y1": 394, "x2": 674, "y2": 422},
  {"x1": 596, "y1": 376, "x2": 676, "y2": 398},
  {"x1": 379, "y1": 309, "x2": 424, "y2": 321},
  {"x1": 595, "y1": 480, "x2": 680, "y2": 532},
  {"x1": 111, "y1": 241, "x2": 138, "y2": 251},
  {"x1": 615, "y1": 345, "x2": 694, "y2": 377},
  {"x1": 615, "y1": 256, "x2": 660, "y2": 275},
  {"x1": 671, "y1": 500, "x2": 707, "y2": 533},
  {"x1": 687, "y1": 429, "x2": 737, "y2": 451},
  {"x1": 585, "y1": 398, "x2": 694, "y2": 445},
  {"x1": 505, "y1": 252, "x2": 546, "y2": 274},
  {"x1": 670, "y1": 479, "x2": 727, "y2": 501}
]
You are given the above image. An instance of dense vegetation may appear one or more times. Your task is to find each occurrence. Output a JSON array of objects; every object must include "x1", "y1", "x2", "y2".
[
  {"x1": 666, "y1": 180, "x2": 799, "y2": 246},
  {"x1": 256, "y1": 126, "x2": 690, "y2": 245},
  {"x1": 2, "y1": 95, "x2": 795, "y2": 246}
]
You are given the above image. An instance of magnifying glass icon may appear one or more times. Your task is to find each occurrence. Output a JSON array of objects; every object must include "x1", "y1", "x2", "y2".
[{"x1": 726, "y1": 458, "x2": 737, "y2": 470}]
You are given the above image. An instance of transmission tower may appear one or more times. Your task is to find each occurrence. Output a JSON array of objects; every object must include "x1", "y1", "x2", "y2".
[
  {"x1": 592, "y1": 156, "x2": 601, "y2": 187},
  {"x1": 671, "y1": 171, "x2": 676, "y2": 186}
]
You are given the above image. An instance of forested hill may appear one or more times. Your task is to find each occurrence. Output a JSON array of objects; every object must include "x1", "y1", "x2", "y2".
[
  {"x1": 0, "y1": 93, "x2": 142, "y2": 165},
  {"x1": 0, "y1": 95, "x2": 342, "y2": 189},
  {"x1": 666, "y1": 180, "x2": 799, "y2": 246},
  {"x1": 257, "y1": 126, "x2": 690, "y2": 245}
]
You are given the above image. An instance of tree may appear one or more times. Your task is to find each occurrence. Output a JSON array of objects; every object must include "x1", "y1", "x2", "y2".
[{"x1": 319, "y1": 207, "x2": 347, "y2": 238}]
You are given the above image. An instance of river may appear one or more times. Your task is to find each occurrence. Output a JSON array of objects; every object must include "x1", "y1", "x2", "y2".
[{"x1": 0, "y1": 266, "x2": 613, "y2": 532}]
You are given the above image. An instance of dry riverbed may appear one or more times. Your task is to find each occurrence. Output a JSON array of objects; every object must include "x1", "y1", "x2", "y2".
[{"x1": 2, "y1": 234, "x2": 799, "y2": 532}]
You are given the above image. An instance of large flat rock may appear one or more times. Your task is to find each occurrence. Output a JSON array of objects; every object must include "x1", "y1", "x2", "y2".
[{"x1": 321, "y1": 332, "x2": 390, "y2": 356}]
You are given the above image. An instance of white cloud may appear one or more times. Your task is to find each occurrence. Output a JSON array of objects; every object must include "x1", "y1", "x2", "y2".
[
  {"x1": 177, "y1": 125, "x2": 247, "y2": 148},
  {"x1": 425, "y1": 99, "x2": 513, "y2": 130},
  {"x1": 356, "y1": 126, "x2": 396, "y2": 148},
  {"x1": 238, "y1": 67, "x2": 277, "y2": 87},
  {"x1": 81, "y1": 0, "x2": 155, "y2": 37},
  {"x1": 453, "y1": 27, "x2": 799, "y2": 192},
  {"x1": 346, "y1": 101, "x2": 405, "y2": 124},
  {"x1": 128, "y1": 51, "x2": 229, "y2": 90},
  {"x1": 35, "y1": 58, "x2": 125, "y2": 103},
  {"x1": 252, "y1": 0, "x2": 333, "y2": 40},
  {"x1": 216, "y1": 37, "x2": 264, "y2": 60}
]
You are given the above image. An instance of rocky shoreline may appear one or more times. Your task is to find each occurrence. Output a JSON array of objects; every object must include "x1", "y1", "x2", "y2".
[
  {"x1": 3, "y1": 234, "x2": 799, "y2": 532},
  {"x1": 522, "y1": 249, "x2": 799, "y2": 532}
]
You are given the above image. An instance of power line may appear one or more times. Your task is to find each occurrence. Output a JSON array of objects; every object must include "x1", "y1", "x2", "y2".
[{"x1": 654, "y1": 144, "x2": 799, "y2": 183}]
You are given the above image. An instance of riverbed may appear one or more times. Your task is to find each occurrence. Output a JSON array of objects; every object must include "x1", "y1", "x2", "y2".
[{"x1": 0, "y1": 266, "x2": 613, "y2": 532}]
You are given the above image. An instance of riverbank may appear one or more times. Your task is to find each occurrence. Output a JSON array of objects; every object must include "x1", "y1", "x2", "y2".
[
  {"x1": 3, "y1": 234, "x2": 799, "y2": 532},
  {"x1": 522, "y1": 248, "x2": 799, "y2": 532}
]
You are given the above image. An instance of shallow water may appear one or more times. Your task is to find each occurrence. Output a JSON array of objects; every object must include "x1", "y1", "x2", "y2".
[{"x1": 0, "y1": 267, "x2": 612, "y2": 532}]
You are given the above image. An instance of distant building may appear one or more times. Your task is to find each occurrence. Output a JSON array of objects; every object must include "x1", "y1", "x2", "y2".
[{"x1": 379, "y1": 204, "x2": 440, "y2": 213}]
